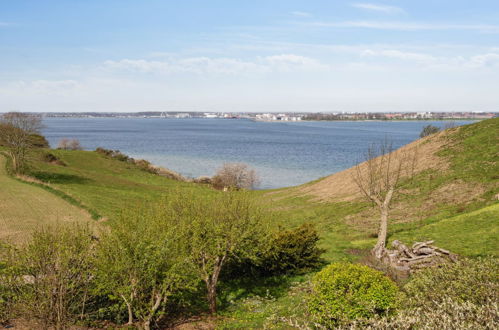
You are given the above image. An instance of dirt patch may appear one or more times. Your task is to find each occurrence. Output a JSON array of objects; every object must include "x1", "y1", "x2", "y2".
[{"x1": 289, "y1": 130, "x2": 452, "y2": 202}]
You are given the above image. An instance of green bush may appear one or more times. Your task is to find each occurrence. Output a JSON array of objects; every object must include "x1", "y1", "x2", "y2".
[
  {"x1": 222, "y1": 223, "x2": 325, "y2": 278},
  {"x1": 402, "y1": 257, "x2": 498, "y2": 308},
  {"x1": 259, "y1": 223, "x2": 325, "y2": 275},
  {"x1": 8, "y1": 226, "x2": 95, "y2": 329},
  {"x1": 348, "y1": 257, "x2": 499, "y2": 329},
  {"x1": 308, "y1": 263, "x2": 398, "y2": 327},
  {"x1": 419, "y1": 124, "x2": 440, "y2": 138}
]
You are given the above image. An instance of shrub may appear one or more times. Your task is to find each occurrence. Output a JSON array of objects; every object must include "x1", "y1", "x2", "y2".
[
  {"x1": 402, "y1": 257, "x2": 498, "y2": 308},
  {"x1": 348, "y1": 257, "x2": 499, "y2": 329},
  {"x1": 27, "y1": 134, "x2": 49, "y2": 148},
  {"x1": 419, "y1": 124, "x2": 440, "y2": 138},
  {"x1": 212, "y1": 163, "x2": 259, "y2": 190},
  {"x1": 134, "y1": 159, "x2": 158, "y2": 174},
  {"x1": 259, "y1": 223, "x2": 325, "y2": 275},
  {"x1": 7, "y1": 226, "x2": 95, "y2": 329},
  {"x1": 40, "y1": 152, "x2": 66, "y2": 166},
  {"x1": 308, "y1": 263, "x2": 398, "y2": 327},
  {"x1": 57, "y1": 138, "x2": 82, "y2": 150}
]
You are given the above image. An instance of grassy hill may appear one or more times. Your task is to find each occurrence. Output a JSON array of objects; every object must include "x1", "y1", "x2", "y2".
[
  {"x1": 1, "y1": 118, "x2": 497, "y2": 328},
  {"x1": 0, "y1": 154, "x2": 94, "y2": 244}
]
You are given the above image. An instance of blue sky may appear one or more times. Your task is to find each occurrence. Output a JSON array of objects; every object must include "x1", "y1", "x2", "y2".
[{"x1": 1, "y1": 0, "x2": 498, "y2": 112}]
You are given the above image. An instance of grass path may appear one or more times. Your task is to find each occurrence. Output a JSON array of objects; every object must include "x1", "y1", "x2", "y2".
[{"x1": 0, "y1": 155, "x2": 93, "y2": 244}]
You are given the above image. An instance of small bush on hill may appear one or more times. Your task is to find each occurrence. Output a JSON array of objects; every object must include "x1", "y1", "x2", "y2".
[
  {"x1": 27, "y1": 134, "x2": 49, "y2": 148},
  {"x1": 40, "y1": 152, "x2": 66, "y2": 166},
  {"x1": 135, "y1": 159, "x2": 159, "y2": 174},
  {"x1": 222, "y1": 223, "x2": 325, "y2": 278},
  {"x1": 259, "y1": 223, "x2": 325, "y2": 275},
  {"x1": 5, "y1": 226, "x2": 95, "y2": 329},
  {"x1": 308, "y1": 263, "x2": 398, "y2": 327},
  {"x1": 419, "y1": 124, "x2": 440, "y2": 138},
  {"x1": 212, "y1": 163, "x2": 259, "y2": 190},
  {"x1": 57, "y1": 138, "x2": 83, "y2": 150},
  {"x1": 347, "y1": 257, "x2": 499, "y2": 329},
  {"x1": 402, "y1": 257, "x2": 498, "y2": 308}
]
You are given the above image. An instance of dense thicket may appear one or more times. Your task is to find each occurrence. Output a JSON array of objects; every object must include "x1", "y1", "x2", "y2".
[{"x1": 0, "y1": 189, "x2": 327, "y2": 329}]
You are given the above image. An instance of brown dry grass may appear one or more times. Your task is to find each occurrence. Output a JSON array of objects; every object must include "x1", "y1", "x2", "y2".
[{"x1": 292, "y1": 129, "x2": 452, "y2": 202}]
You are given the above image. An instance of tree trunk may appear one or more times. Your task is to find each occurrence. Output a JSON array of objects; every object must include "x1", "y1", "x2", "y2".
[
  {"x1": 205, "y1": 256, "x2": 225, "y2": 314},
  {"x1": 372, "y1": 188, "x2": 394, "y2": 259},
  {"x1": 120, "y1": 294, "x2": 133, "y2": 325},
  {"x1": 207, "y1": 283, "x2": 217, "y2": 314}
]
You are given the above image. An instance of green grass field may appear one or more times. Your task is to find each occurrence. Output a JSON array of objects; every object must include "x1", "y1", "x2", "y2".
[{"x1": 0, "y1": 154, "x2": 94, "y2": 244}]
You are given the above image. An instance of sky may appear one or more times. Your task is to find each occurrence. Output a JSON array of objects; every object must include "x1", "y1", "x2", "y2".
[{"x1": 1, "y1": 0, "x2": 499, "y2": 112}]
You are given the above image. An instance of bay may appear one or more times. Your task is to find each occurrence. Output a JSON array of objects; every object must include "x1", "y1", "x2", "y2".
[{"x1": 41, "y1": 118, "x2": 473, "y2": 189}]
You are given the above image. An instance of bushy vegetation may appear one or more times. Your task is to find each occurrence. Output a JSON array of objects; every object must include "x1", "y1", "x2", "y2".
[
  {"x1": 348, "y1": 257, "x2": 499, "y2": 329},
  {"x1": 212, "y1": 162, "x2": 259, "y2": 190},
  {"x1": 57, "y1": 138, "x2": 82, "y2": 150},
  {"x1": 95, "y1": 147, "x2": 158, "y2": 174},
  {"x1": 308, "y1": 263, "x2": 399, "y2": 327},
  {"x1": 258, "y1": 223, "x2": 325, "y2": 275},
  {"x1": 0, "y1": 190, "x2": 324, "y2": 328},
  {"x1": 419, "y1": 124, "x2": 440, "y2": 137},
  {"x1": 1, "y1": 226, "x2": 95, "y2": 329}
]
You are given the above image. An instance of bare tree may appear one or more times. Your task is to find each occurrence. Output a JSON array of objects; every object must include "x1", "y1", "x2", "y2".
[
  {"x1": 58, "y1": 138, "x2": 82, "y2": 150},
  {"x1": 0, "y1": 112, "x2": 43, "y2": 173},
  {"x1": 212, "y1": 162, "x2": 260, "y2": 190},
  {"x1": 352, "y1": 140, "x2": 418, "y2": 259}
]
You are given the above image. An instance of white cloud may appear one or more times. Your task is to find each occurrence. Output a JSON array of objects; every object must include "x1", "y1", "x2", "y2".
[
  {"x1": 351, "y1": 3, "x2": 404, "y2": 14},
  {"x1": 104, "y1": 54, "x2": 329, "y2": 75},
  {"x1": 291, "y1": 11, "x2": 312, "y2": 17},
  {"x1": 0, "y1": 22, "x2": 11, "y2": 27},
  {"x1": 361, "y1": 49, "x2": 437, "y2": 63},
  {"x1": 466, "y1": 53, "x2": 499, "y2": 68},
  {"x1": 308, "y1": 21, "x2": 499, "y2": 33},
  {"x1": 4, "y1": 80, "x2": 79, "y2": 95}
]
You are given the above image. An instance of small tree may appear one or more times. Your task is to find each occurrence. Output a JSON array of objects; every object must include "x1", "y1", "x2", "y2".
[
  {"x1": 95, "y1": 203, "x2": 194, "y2": 330},
  {"x1": 419, "y1": 124, "x2": 440, "y2": 138},
  {"x1": 169, "y1": 191, "x2": 267, "y2": 314},
  {"x1": 212, "y1": 163, "x2": 259, "y2": 190},
  {"x1": 352, "y1": 141, "x2": 417, "y2": 259},
  {"x1": 0, "y1": 112, "x2": 43, "y2": 173}
]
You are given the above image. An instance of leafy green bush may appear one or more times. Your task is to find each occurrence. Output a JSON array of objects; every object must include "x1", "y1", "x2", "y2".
[
  {"x1": 402, "y1": 257, "x2": 498, "y2": 308},
  {"x1": 308, "y1": 263, "x2": 398, "y2": 327},
  {"x1": 347, "y1": 257, "x2": 499, "y2": 329},
  {"x1": 222, "y1": 223, "x2": 325, "y2": 278},
  {"x1": 6, "y1": 226, "x2": 95, "y2": 329},
  {"x1": 259, "y1": 223, "x2": 325, "y2": 275}
]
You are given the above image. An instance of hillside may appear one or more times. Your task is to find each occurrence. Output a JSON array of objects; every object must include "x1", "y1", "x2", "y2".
[
  {"x1": 0, "y1": 154, "x2": 94, "y2": 244},
  {"x1": 262, "y1": 118, "x2": 498, "y2": 258},
  {"x1": 1, "y1": 118, "x2": 497, "y2": 329}
]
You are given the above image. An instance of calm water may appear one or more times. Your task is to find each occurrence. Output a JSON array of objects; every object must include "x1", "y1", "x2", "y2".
[{"x1": 41, "y1": 118, "x2": 473, "y2": 189}]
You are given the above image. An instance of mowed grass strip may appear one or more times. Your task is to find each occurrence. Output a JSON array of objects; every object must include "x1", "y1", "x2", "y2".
[
  {"x1": 27, "y1": 149, "x2": 214, "y2": 220},
  {"x1": 0, "y1": 155, "x2": 94, "y2": 244}
]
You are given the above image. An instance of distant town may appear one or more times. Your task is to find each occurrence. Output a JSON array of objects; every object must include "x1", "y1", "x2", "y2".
[{"x1": 40, "y1": 111, "x2": 498, "y2": 121}]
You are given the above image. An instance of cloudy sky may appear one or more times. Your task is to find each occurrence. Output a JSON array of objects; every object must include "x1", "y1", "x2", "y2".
[{"x1": 1, "y1": 0, "x2": 498, "y2": 112}]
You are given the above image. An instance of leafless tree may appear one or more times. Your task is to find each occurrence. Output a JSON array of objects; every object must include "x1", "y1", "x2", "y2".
[
  {"x1": 58, "y1": 138, "x2": 82, "y2": 150},
  {"x1": 212, "y1": 162, "x2": 260, "y2": 190},
  {"x1": 352, "y1": 140, "x2": 418, "y2": 259},
  {"x1": 0, "y1": 112, "x2": 43, "y2": 173}
]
